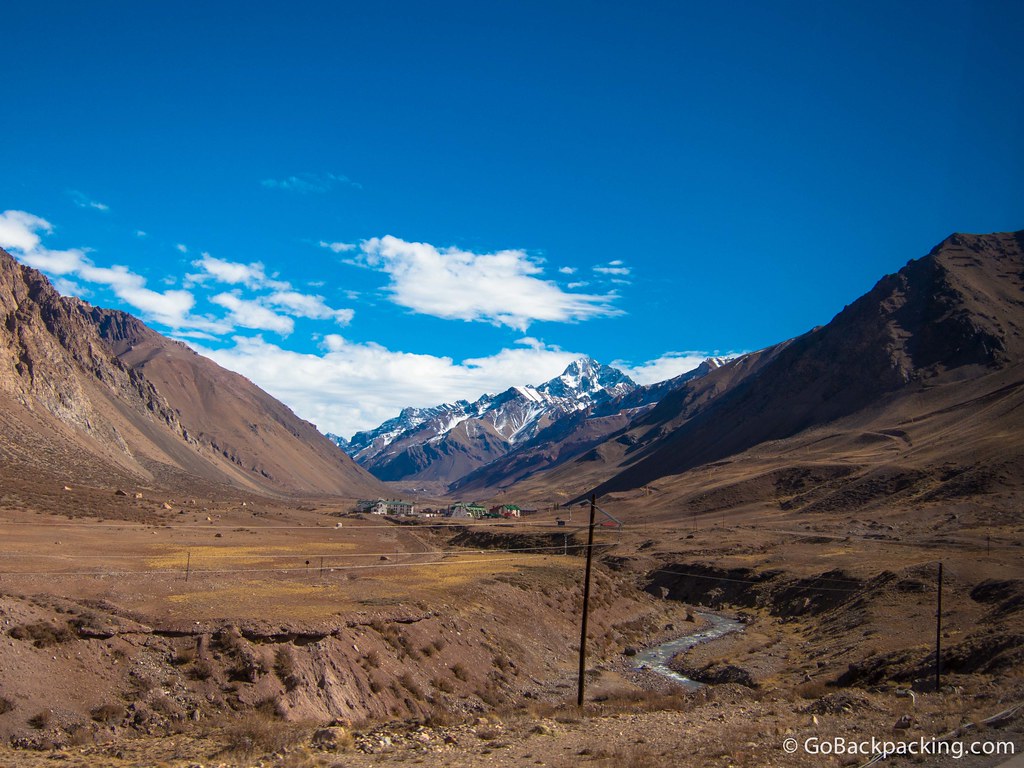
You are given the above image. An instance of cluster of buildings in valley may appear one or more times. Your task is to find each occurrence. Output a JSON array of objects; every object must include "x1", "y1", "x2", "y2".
[{"x1": 353, "y1": 498, "x2": 532, "y2": 519}]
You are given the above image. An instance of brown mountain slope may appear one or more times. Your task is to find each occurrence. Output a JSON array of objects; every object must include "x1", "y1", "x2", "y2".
[
  {"x1": 0, "y1": 247, "x2": 385, "y2": 497},
  {"x1": 495, "y1": 228, "x2": 1015, "y2": 507},
  {"x1": 577, "y1": 230, "x2": 1024, "y2": 501}
]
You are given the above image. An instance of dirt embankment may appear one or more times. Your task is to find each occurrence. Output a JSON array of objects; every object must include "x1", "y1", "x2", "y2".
[
  {"x1": 1, "y1": 592, "x2": 516, "y2": 749},
  {"x1": 645, "y1": 563, "x2": 869, "y2": 618},
  {"x1": 0, "y1": 547, "x2": 688, "y2": 752}
]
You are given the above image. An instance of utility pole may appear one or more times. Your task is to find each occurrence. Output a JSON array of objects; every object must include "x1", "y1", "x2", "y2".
[
  {"x1": 185, "y1": 550, "x2": 191, "y2": 582},
  {"x1": 577, "y1": 494, "x2": 597, "y2": 707},
  {"x1": 935, "y1": 561, "x2": 943, "y2": 692}
]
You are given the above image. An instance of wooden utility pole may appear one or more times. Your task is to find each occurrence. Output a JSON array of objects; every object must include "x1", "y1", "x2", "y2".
[
  {"x1": 935, "y1": 561, "x2": 943, "y2": 692},
  {"x1": 185, "y1": 550, "x2": 191, "y2": 582},
  {"x1": 577, "y1": 494, "x2": 597, "y2": 707}
]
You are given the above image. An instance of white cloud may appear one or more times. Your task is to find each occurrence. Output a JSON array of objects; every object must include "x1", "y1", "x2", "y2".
[
  {"x1": 261, "y1": 172, "x2": 361, "y2": 193},
  {"x1": 68, "y1": 190, "x2": 109, "y2": 212},
  {"x1": 319, "y1": 240, "x2": 356, "y2": 253},
  {"x1": 197, "y1": 334, "x2": 585, "y2": 436},
  {"x1": 210, "y1": 292, "x2": 295, "y2": 335},
  {"x1": 17, "y1": 246, "x2": 86, "y2": 274},
  {"x1": 567, "y1": 281, "x2": 589, "y2": 289},
  {"x1": 594, "y1": 263, "x2": 631, "y2": 276},
  {"x1": 176, "y1": 243, "x2": 188, "y2": 253},
  {"x1": 69, "y1": 261, "x2": 204, "y2": 330},
  {"x1": 135, "y1": 230, "x2": 148, "y2": 238},
  {"x1": 188, "y1": 254, "x2": 289, "y2": 290},
  {"x1": 266, "y1": 290, "x2": 353, "y2": 325},
  {"x1": 357, "y1": 235, "x2": 621, "y2": 331},
  {"x1": 171, "y1": 330, "x2": 220, "y2": 342},
  {"x1": 52, "y1": 277, "x2": 90, "y2": 297},
  {"x1": 187, "y1": 255, "x2": 353, "y2": 326},
  {"x1": 515, "y1": 336, "x2": 546, "y2": 350},
  {"x1": 558, "y1": 266, "x2": 577, "y2": 275},
  {"x1": 614, "y1": 352, "x2": 738, "y2": 386},
  {"x1": 0, "y1": 210, "x2": 52, "y2": 251},
  {"x1": 0, "y1": 209, "x2": 226, "y2": 333}
]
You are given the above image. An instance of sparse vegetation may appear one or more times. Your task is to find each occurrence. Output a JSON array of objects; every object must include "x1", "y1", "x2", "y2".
[
  {"x1": 397, "y1": 672, "x2": 422, "y2": 699},
  {"x1": 149, "y1": 694, "x2": 181, "y2": 718},
  {"x1": 430, "y1": 676, "x2": 455, "y2": 693},
  {"x1": 9, "y1": 621, "x2": 75, "y2": 648},
  {"x1": 219, "y1": 712, "x2": 305, "y2": 759},
  {"x1": 90, "y1": 703, "x2": 125, "y2": 723},
  {"x1": 171, "y1": 644, "x2": 197, "y2": 666},
  {"x1": 27, "y1": 710, "x2": 51, "y2": 729},
  {"x1": 213, "y1": 628, "x2": 247, "y2": 656},
  {"x1": 127, "y1": 671, "x2": 157, "y2": 696},
  {"x1": 188, "y1": 658, "x2": 215, "y2": 681},
  {"x1": 274, "y1": 646, "x2": 301, "y2": 691}
]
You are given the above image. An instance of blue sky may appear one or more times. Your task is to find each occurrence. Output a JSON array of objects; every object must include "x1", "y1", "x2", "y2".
[{"x1": 2, "y1": 1, "x2": 1022, "y2": 436}]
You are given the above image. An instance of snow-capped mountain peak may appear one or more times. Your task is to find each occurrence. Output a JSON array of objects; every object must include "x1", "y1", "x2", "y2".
[
  {"x1": 334, "y1": 358, "x2": 640, "y2": 472},
  {"x1": 538, "y1": 357, "x2": 637, "y2": 400}
]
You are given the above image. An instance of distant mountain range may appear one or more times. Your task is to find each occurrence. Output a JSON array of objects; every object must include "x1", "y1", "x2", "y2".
[
  {"x1": 6, "y1": 227, "x2": 1021, "y2": 517},
  {"x1": 331, "y1": 356, "x2": 728, "y2": 486},
  {"x1": 0, "y1": 247, "x2": 384, "y2": 498}
]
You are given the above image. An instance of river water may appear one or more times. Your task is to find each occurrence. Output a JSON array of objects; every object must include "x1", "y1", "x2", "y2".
[{"x1": 632, "y1": 612, "x2": 745, "y2": 689}]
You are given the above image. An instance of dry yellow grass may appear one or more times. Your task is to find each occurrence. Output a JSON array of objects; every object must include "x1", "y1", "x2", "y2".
[
  {"x1": 146, "y1": 542, "x2": 359, "y2": 568},
  {"x1": 394, "y1": 554, "x2": 577, "y2": 592},
  {"x1": 158, "y1": 555, "x2": 581, "y2": 620}
]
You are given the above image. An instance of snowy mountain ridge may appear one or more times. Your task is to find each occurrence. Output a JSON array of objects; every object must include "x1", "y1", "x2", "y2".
[{"x1": 331, "y1": 357, "x2": 637, "y2": 468}]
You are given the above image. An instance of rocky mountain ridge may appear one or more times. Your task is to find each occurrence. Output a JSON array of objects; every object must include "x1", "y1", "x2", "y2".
[
  {"x1": 335, "y1": 356, "x2": 727, "y2": 487},
  {"x1": 0, "y1": 246, "x2": 384, "y2": 498}
]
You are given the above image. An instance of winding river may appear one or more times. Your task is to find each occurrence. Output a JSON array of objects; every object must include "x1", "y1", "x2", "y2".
[{"x1": 633, "y1": 612, "x2": 745, "y2": 689}]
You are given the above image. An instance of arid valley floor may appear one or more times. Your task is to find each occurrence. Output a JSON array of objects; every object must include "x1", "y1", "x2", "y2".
[{"x1": 0, "y1": 470, "x2": 1022, "y2": 767}]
